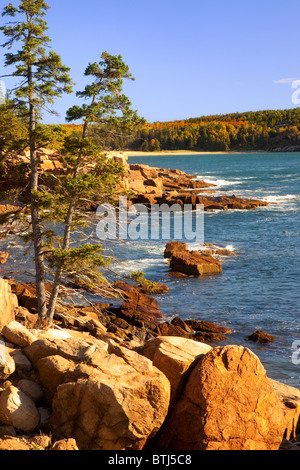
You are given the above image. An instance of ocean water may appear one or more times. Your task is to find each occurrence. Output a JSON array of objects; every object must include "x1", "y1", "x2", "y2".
[
  {"x1": 1, "y1": 152, "x2": 300, "y2": 388},
  {"x1": 115, "y1": 152, "x2": 300, "y2": 388}
]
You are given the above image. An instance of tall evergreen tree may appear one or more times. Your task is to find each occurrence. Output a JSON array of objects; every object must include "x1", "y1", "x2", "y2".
[
  {"x1": 45, "y1": 52, "x2": 144, "y2": 321},
  {"x1": 1, "y1": 0, "x2": 73, "y2": 319}
]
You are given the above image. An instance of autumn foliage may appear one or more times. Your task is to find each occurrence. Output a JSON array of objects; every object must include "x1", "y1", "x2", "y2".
[{"x1": 127, "y1": 108, "x2": 300, "y2": 152}]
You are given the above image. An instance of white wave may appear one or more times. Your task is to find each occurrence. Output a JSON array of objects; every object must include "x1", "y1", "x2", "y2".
[
  {"x1": 225, "y1": 244, "x2": 235, "y2": 252},
  {"x1": 187, "y1": 242, "x2": 237, "y2": 252},
  {"x1": 6, "y1": 244, "x2": 25, "y2": 250},
  {"x1": 195, "y1": 175, "x2": 243, "y2": 188},
  {"x1": 112, "y1": 257, "x2": 166, "y2": 274},
  {"x1": 262, "y1": 194, "x2": 300, "y2": 203}
]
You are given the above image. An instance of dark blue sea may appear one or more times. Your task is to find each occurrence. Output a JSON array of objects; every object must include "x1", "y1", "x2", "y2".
[
  {"x1": 1, "y1": 152, "x2": 299, "y2": 388},
  {"x1": 118, "y1": 152, "x2": 300, "y2": 388}
]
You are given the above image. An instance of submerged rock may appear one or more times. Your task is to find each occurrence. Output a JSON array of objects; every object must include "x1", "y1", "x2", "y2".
[{"x1": 246, "y1": 330, "x2": 275, "y2": 343}]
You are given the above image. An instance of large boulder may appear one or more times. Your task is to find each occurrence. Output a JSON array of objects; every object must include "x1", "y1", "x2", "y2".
[
  {"x1": 270, "y1": 378, "x2": 300, "y2": 441},
  {"x1": 0, "y1": 342, "x2": 16, "y2": 379},
  {"x1": 25, "y1": 336, "x2": 170, "y2": 450},
  {"x1": 1, "y1": 320, "x2": 37, "y2": 348},
  {"x1": 0, "y1": 279, "x2": 17, "y2": 331},
  {"x1": 0, "y1": 385, "x2": 40, "y2": 433},
  {"x1": 24, "y1": 336, "x2": 109, "y2": 368},
  {"x1": 159, "y1": 345, "x2": 286, "y2": 450}
]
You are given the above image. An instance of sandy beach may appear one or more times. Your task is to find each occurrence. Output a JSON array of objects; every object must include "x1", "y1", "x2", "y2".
[{"x1": 125, "y1": 150, "x2": 263, "y2": 157}]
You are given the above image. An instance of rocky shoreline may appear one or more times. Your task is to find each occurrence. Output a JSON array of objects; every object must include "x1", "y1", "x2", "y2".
[
  {"x1": 1, "y1": 248, "x2": 300, "y2": 450},
  {"x1": 1, "y1": 149, "x2": 295, "y2": 451},
  {"x1": 121, "y1": 160, "x2": 269, "y2": 212},
  {"x1": 0, "y1": 149, "x2": 270, "y2": 217}
]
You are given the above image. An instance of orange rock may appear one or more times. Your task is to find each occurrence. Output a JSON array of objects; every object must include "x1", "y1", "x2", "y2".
[
  {"x1": 0, "y1": 252, "x2": 8, "y2": 264},
  {"x1": 143, "y1": 336, "x2": 211, "y2": 406},
  {"x1": 164, "y1": 241, "x2": 187, "y2": 258},
  {"x1": 159, "y1": 345, "x2": 286, "y2": 450},
  {"x1": 0, "y1": 279, "x2": 16, "y2": 331},
  {"x1": 169, "y1": 251, "x2": 222, "y2": 276}
]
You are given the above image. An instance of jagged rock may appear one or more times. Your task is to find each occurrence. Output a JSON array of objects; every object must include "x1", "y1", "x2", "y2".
[
  {"x1": 117, "y1": 283, "x2": 164, "y2": 328},
  {"x1": 169, "y1": 251, "x2": 222, "y2": 276},
  {"x1": 246, "y1": 330, "x2": 275, "y2": 343},
  {"x1": 10, "y1": 349, "x2": 32, "y2": 372},
  {"x1": 185, "y1": 319, "x2": 232, "y2": 334},
  {"x1": 9, "y1": 282, "x2": 51, "y2": 313},
  {"x1": 37, "y1": 355, "x2": 75, "y2": 400},
  {"x1": 193, "y1": 331, "x2": 228, "y2": 343},
  {"x1": 24, "y1": 336, "x2": 109, "y2": 369},
  {"x1": 158, "y1": 345, "x2": 286, "y2": 450},
  {"x1": 0, "y1": 436, "x2": 32, "y2": 450},
  {"x1": 164, "y1": 241, "x2": 187, "y2": 258},
  {"x1": 0, "y1": 200, "x2": 24, "y2": 215},
  {"x1": 154, "y1": 321, "x2": 191, "y2": 339},
  {"x1": 200, "y1": 243, "x2": 237, "y2": 256},
  {"x1": 196, "y1": 194, "x2": 268, "y2": 211},
  {"x1": 15, "y1": 306, "x2": 38, "y2": 329},
  {"x1": 124, "y1": 164, "x2": 268, "y2": 212}
]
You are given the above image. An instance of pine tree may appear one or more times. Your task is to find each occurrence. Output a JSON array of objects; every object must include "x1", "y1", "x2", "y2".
[
  {"x1": 1, "y1": 0, "x2": 73, "y2": 319},
  {"x1": 45, "y1": 52, "x2": 144, "y2": 321}
]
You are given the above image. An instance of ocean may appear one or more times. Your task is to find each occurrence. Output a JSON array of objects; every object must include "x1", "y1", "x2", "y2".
[
  {"x1": 1, "y1": 151, "x2": 299, "y2": 388},
  {"x1": 114, "y1": 152, "x2": 300, "y2": 388}
]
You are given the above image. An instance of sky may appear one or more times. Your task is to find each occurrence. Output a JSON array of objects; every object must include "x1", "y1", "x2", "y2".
[{"x1": 1, "y1": 0, "x2": 300, "y2": 124}]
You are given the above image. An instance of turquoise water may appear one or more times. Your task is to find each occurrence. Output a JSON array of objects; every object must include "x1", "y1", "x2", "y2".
[{"x1": 119, "y1": 152, "x2": 300, "y2": 387}]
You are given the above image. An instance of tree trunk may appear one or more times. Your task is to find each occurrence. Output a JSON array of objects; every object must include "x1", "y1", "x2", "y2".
[
  {"x1": 46, "y1": 201, "x2": 75, "y2": 322},
  {"x1": 46, "y1": 115, "x2": 90, "y2": 321},
  {"x1": 28, "y1": 68, "x2": 47, "y2": 319}
]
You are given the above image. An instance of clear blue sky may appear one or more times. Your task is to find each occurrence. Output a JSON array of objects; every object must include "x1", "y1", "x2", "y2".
[{"x1": 1, "y1": 0, "x2": 300, "y2": 124}]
